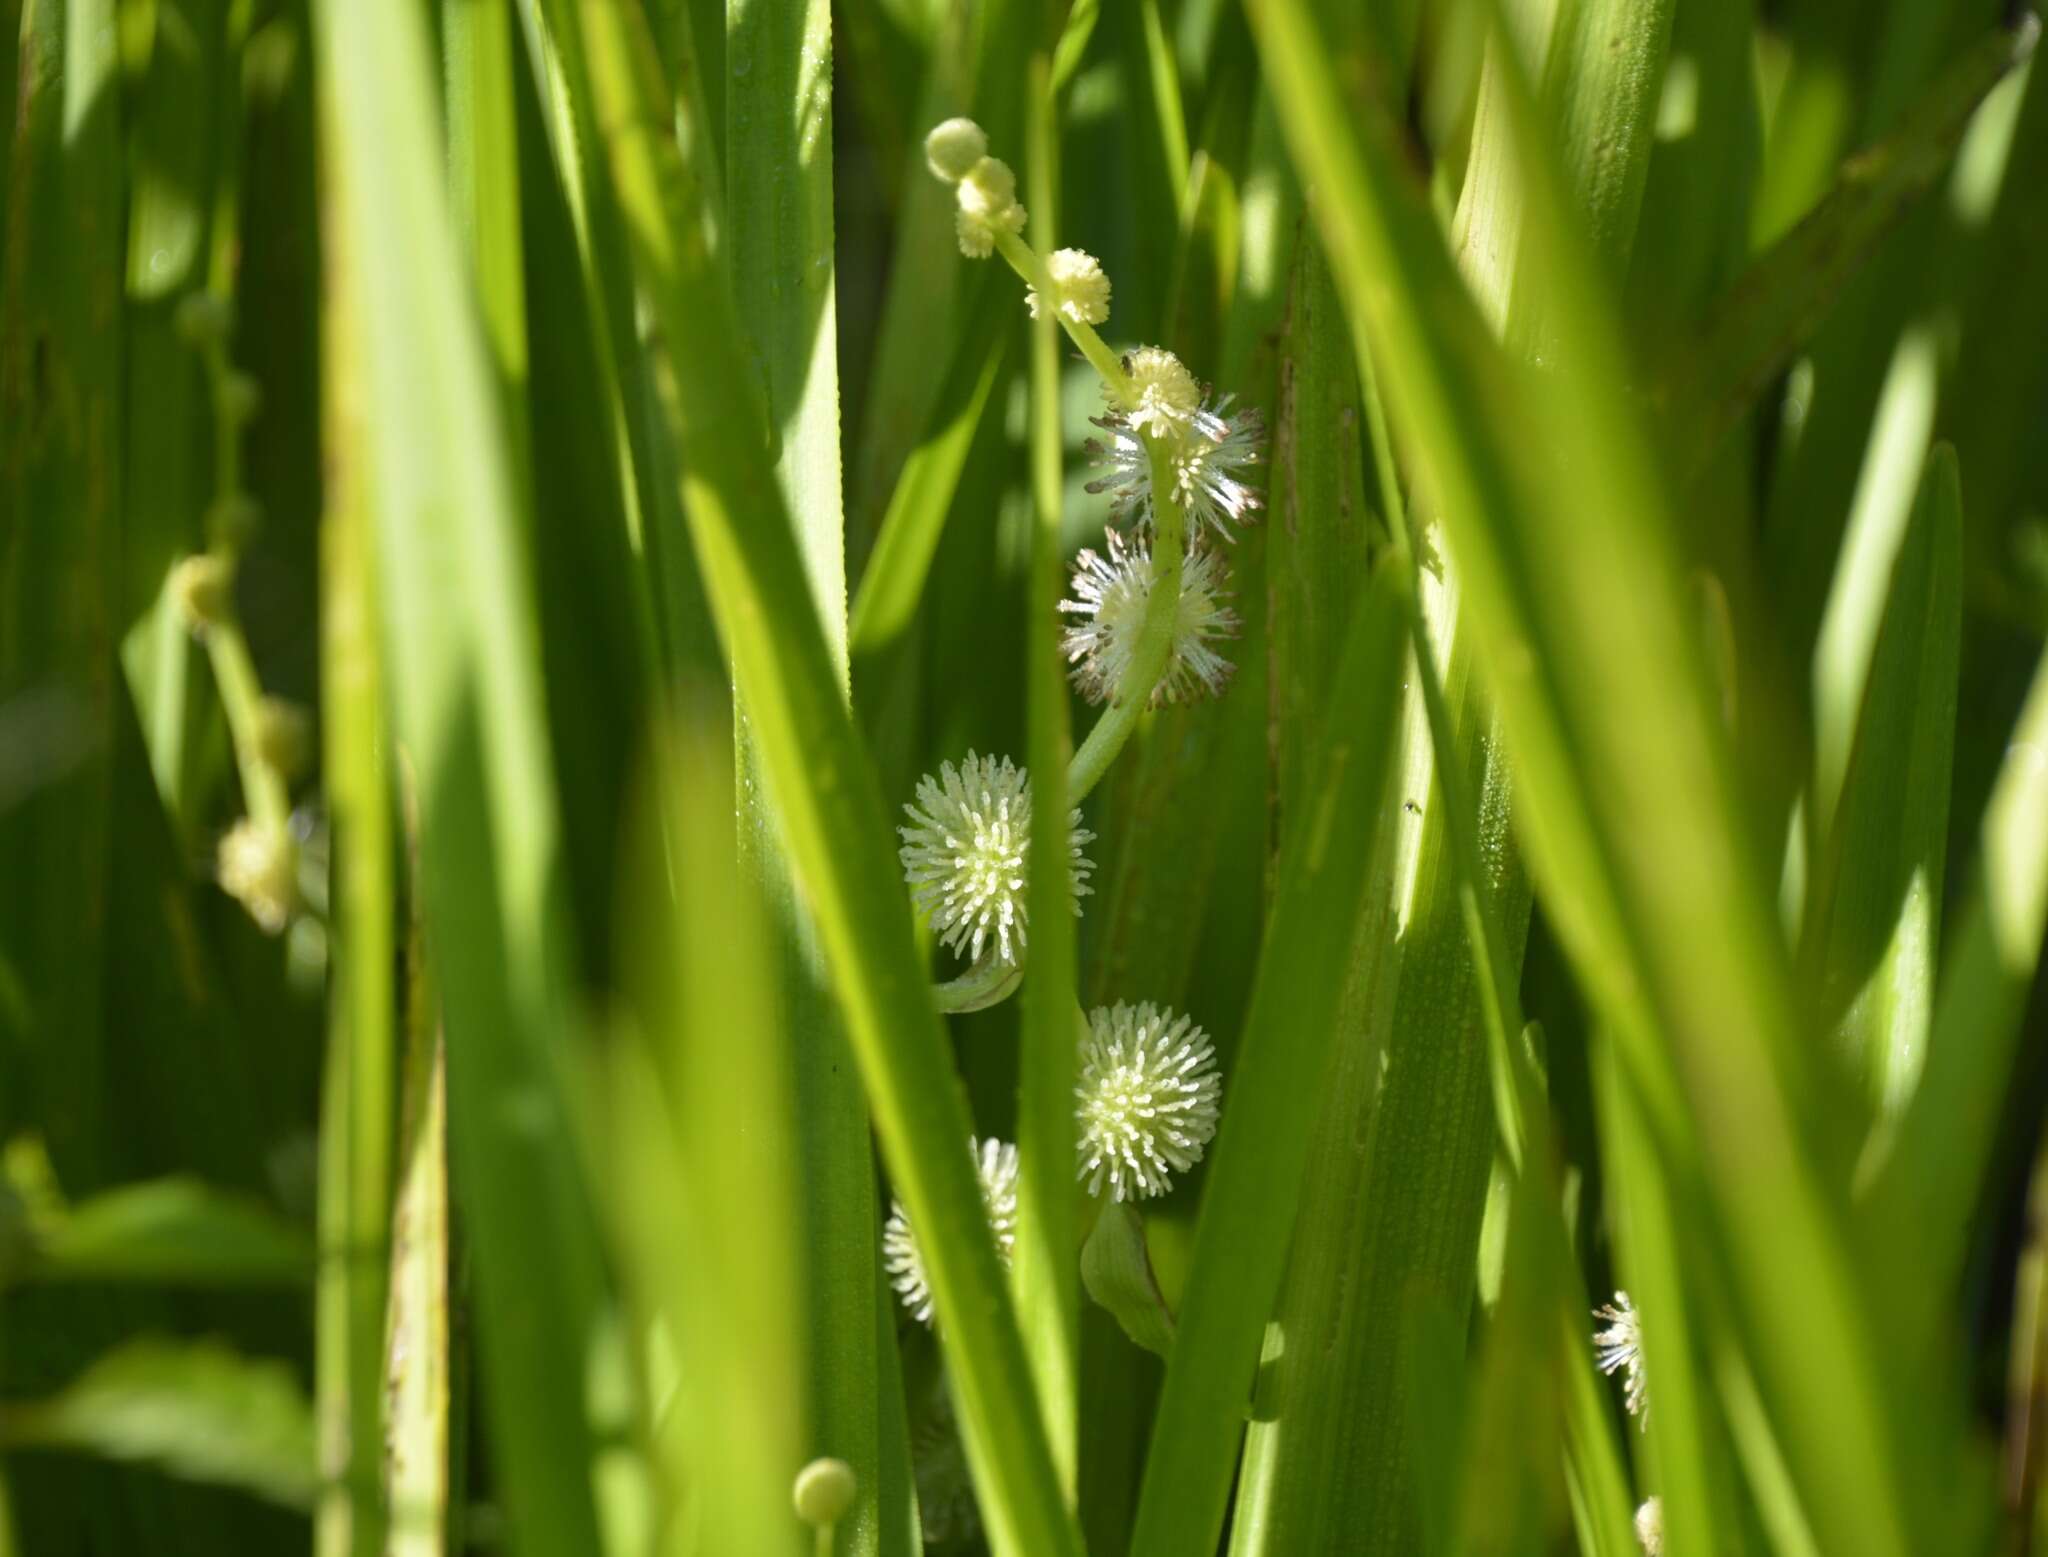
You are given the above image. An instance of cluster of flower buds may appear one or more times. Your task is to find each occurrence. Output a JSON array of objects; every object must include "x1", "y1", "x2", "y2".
[{"x1": 172, "y1": 286, "x2": 305, "y2": 938}]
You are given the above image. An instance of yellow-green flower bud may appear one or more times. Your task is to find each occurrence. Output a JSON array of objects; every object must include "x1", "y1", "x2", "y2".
[
  {"x1": 923, "y1": 117, "x2": 988, "y2": 183},
  {"x1": 954, "y1": 155, "x2": 1027, "y2": 258},
  {"x1": 792, "y1": 1458, "x2": 857, "y2": 1527},
  {"x1": 217, "y1": 818, "x2": 296, "y2": 934},
  {"x1": 171, "y1": 554, "x2": 236, "y2": 633}
]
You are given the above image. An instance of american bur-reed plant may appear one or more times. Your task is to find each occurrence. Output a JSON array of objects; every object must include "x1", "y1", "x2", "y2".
[{"x1": 3, "y1": 0, "x2": 2048, "y2": 1554}]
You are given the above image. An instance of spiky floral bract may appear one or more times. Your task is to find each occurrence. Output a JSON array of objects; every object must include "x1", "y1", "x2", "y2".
[
  {"x1": 1059, "y1": 532, "x2": 1239, "y2": 707},
  {"x1": 1087, "y1": 391, "x2": 1265, "y2": 544},
  {"x1": 898, "y1": 751, "x2": 1093, "y2": 965},
  {"x1": 882, "y1": 1137, "x2": 1020, "y2": 1325},
  {"x1": 1076, "y1": 1002, "x2": 1223, "y2": 1201},
  {"x1": 1594, "y1": 1290, "x2": 1649, "y2": 1424}
]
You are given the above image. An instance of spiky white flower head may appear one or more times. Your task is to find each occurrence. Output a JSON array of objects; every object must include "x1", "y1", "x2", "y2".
[
  {"x1": 898, "y1": 751, "x2": 1092, "y2": 965},
  {"x1": 1593, "y1": 1290, "x2": 1649, "y2": 1425},
  {"x1": 1634, "y1": 1496, "x2": 1664, "y2": 1556},
  {"x1": 1059, "y1": 532, "x2": 1239, "y2": 707},
  {"x1": 883, "y1": 1137, "x2": 1020, "y2": 1325},
  {"x1": 1122, "y1": 347, "x2": 1201, "y2": 438},
  {"x1": 217, "y1": 818, "x2": 295, "y2": 934},
  {"x1": 1076, "y1": 1002, "x2": 1223, "y2": 1201},
  {"x1": 1027, "y1": 248, "x2": 1111, "y2": 326},
  {"x1": 924, "y1": 117, "x2": 988, "y2": 183},
  {"x1": 954, "y1": 155, "x2": 1027, "y2": 258},
  {"x1": 1087, "y1": 392, "x2": 1266, "y2": 544}
]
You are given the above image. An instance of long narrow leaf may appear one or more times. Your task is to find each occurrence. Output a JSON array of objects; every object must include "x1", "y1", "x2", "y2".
[
  {"x1": 570, "y1": 6, "x2": 1082, "y2": 1551},
  {"x1": 1243, "y1": 2, "x2": 1930, "y2": 1550},
  {"x1": 310, "y1": 1, "x2": 612, "y2": 1548},
  {"x1": 725, "y1": 0, "x2": 890, "y2": 1544},
  {"x1": 1129, "y1": 563, "x2": 1410, "y2": 1556}
]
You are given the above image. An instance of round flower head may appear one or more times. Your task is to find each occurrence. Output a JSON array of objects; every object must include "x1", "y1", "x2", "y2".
[
  {"x1": 1593, "y1": 1290, "x2": 1648, "y2": 1425},
  {"x1": 898, "y1": 752, "x2": 1093, "y2": 965},
  {"x1": 1634, "y1": 1497, "x2": 1664, "y2": 1557},
  {"x1": 1121, "y1": 347, "x2": 1200, "y2": 439},
  {"x1": 883, "y1": 1137, "x2": 1020, "y2": 1325},
  {"x1": 924, "y1": 117, "x2": 988, "y2": 183},
  {"x1": 1076, "y1": 1002, "x2": 1223, "y2": 1200},
  {"x1": 217, "y1": 818, "x2": 295, "y2": 934},
  {"x1": 1087, "y1": 390, "x2": 1265, "y2": 543},
  {"x1": 1059, "y1": 532, "x2": 1239, "y2": 707},
  {"x1": 1027, "y1": 248, "x2": 1111, "y2": 326},
  {"x1": 954, "y1": 155, "x2": 1027, "y2": 258}
]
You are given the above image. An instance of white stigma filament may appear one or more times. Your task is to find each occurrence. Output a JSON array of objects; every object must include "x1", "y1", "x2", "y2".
[{"x1": 1593, "y1": 1291, "x2": 1649, "y2": 1425}]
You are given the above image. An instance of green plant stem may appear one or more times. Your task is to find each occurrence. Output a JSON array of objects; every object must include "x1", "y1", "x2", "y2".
[
  {"x1": 1360, "y1": 346, "x2": 1529, "y2": 1167},
  {"x1": 993, "y1": 230, "x2": 1133, "y2": 401},
  {"x1": 1014, "y1": 51, "x2": 1080, "y2": 1497},
  {"x1": 315, "y1": 320, "x2": 394, "y2": 1557},
  {"x1": 202, "y1": 619, "x2": 289, "y2": 834},
  {"x1": 1129, "y1": 563, "x2": 1411, "y2": 1556},
  {"x1": 1066, "y1": 437, "x2": 1187, "y2": 803}
]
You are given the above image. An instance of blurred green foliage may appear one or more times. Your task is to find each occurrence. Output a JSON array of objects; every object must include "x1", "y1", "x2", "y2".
[{"x1": 3, "y1": 0, "x2": 2047, "y2": 1553}]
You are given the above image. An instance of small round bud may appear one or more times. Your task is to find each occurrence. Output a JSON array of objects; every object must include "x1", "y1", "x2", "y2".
[
  {"x1": 253, "y1": 697, "x2": 312, "y2": 783},
  {"x1": 958, "y1": 156, "x2": 1017, "y2": 218},
  {"x1": 923, "y1": 117, "x2": 988, "y2": 183},
  {"x1": 206, "y1": 492, "x2": 263, "y2": 549},
  {"x1": 219, "y1": 370, "x2": 262, "y2": 426},
  {"x1": 217, "y1": 818, "x2": 296, "y2": 934},
  {"x1": 174, "y1": 291, "x2": 233, "y2": 348},
  {"x1": 953, "y1": 156, "x2": 1027, "y2": 258},
  {"x1": 171, "y1": 554, "x2": 236, "y2": 632},
  {"x1": 792, "y1": 1458, "x2": 857, "y2": 1527},
  {"x1": 1028, "y1": 248, "x2": 1112, "y2": 327}
]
